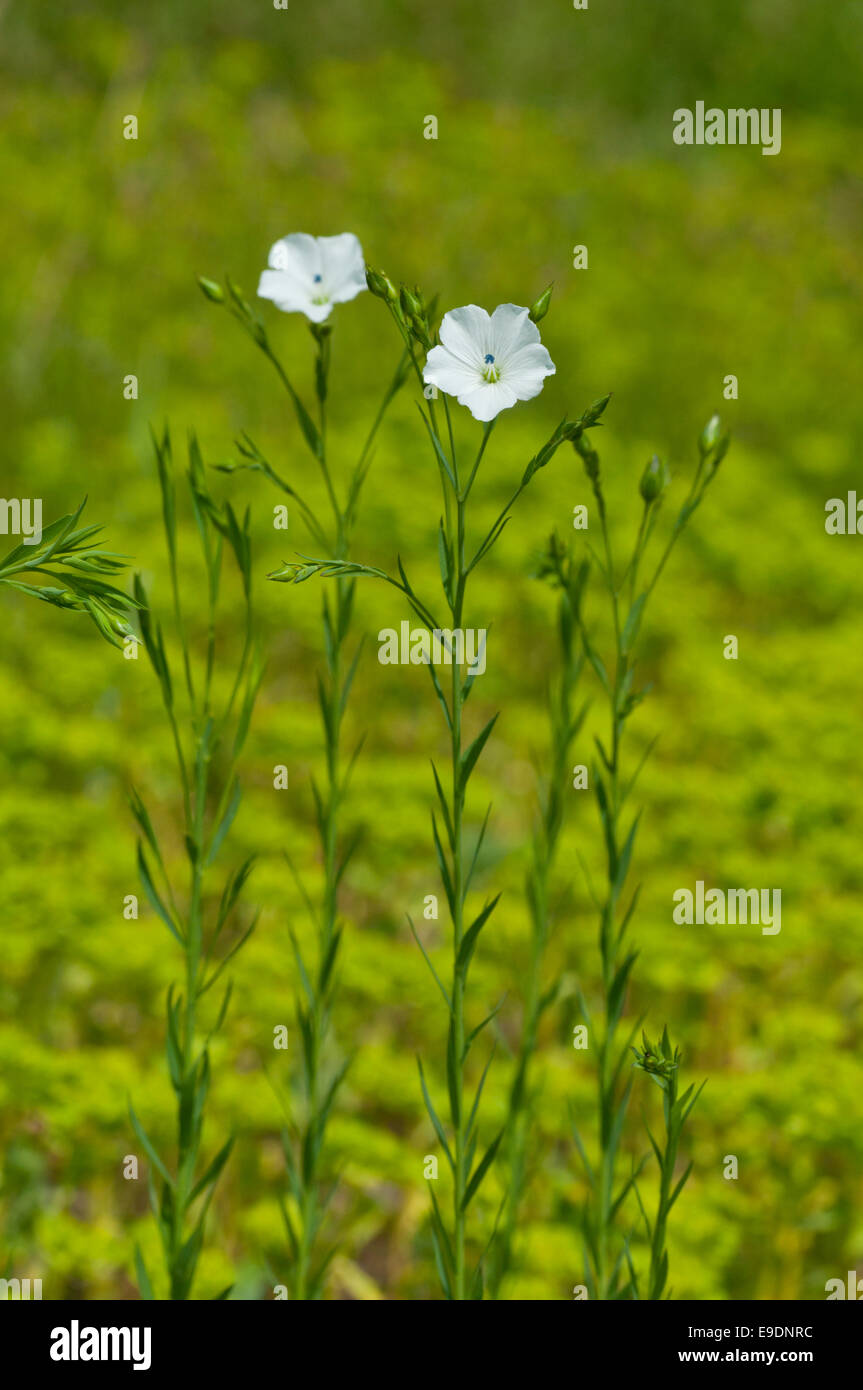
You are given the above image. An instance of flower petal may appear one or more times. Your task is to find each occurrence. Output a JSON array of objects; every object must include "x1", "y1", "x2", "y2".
[
  {"x1": 303, "y1": 299, "x2": 335, "y2": 323},
  {"x1": 258, "y1": 268, "x2": 314, "y2": 315},
  {"x1": 423, "y1": 344, "x2": 480, "y2": 397},
  {"x1": 488, "y1": 303, "x2": 539, "y2": 362},
  {"x1": 438, "y1": 305, "x2": 492, "y2": 368},
  {"x1": 318, "y1": 233, "x2": 367, "y2": 304},
  {"x1": 505, "y1": 342, "x2": 556, "y2": 401},
  {"x1": 267, "y1": 233, "x2": 321, "y2": 278},
  {"x1": 458, "y1": 380, "x2": 519, "y2": 422}
]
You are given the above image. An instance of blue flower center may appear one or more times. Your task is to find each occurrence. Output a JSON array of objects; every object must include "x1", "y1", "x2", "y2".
[
  {"x1": 482, "y1": 351, "x2": 500, "y2": 383},
  {"x1": 310, "y1": 273, "x2": 330, "y2": 306}
]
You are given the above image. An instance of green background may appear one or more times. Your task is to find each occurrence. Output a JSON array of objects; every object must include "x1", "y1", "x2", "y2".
[{"x1": 1, "y1": 0, "x2": 861, "y2": 1299}]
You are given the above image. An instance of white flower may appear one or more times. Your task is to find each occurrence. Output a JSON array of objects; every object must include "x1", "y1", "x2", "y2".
[
  {"x1": 257, "y1": 233, "x2": 367, "y2": 323},
  {"x1": 423, "y1": 304, "x2": 556, "y2": 422}
]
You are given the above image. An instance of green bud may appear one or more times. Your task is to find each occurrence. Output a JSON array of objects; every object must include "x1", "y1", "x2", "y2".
[
  {"x1": 366, "y1": 267, "x2": 397, "y2": 302},
  {"x1": 528, "y1": 284, "x2": 553, "y2": 324},
  {"x1": 409, "y1": 316, "x2": 432, "y2": 351},
  {"x1": 639, "y1": 454, "x2": 670, "y2": 504},
  {"x1": 709, "y1": 433, "x2": 730, "y2": 469},
  {"x1": 582, "y1": 392, "x2": 612, "y2": 427},
  {"x1": 699, "y1": 413, "x2": 723, "y2": 457},
  {"x1": 198, "y1": 277, "x2": 224, "y2": 303},
  {"x1": 399, "y1": 285, "x2": 422, "y2": 318}
]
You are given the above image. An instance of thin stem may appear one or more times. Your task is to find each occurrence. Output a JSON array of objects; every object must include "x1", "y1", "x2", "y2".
[
  {"x1": 490, "y1": 554, "x2": 585, "y2": 1298},
  {"x1": 450, "y1": 490, "x2": 467, "y2": 1299}
]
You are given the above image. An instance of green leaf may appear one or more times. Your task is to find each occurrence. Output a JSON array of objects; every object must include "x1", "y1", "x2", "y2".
[
  {"x1": 584, "y1": 638, "x2": 610, "y2": 696},
  {"x1": 417, "y1": 1057, "x2": 454, "y2": 1171},
  {"x1": 464, "y1": 803, "x2": 492, "y2": 893},
  {"x1": 430, "y1": 761, "x2": 454, "y2": 850},
  {"x1": 622, "y1": 593, "x2": 646, "y2": 653},
  {"x1": 407, "y1": 915, "x2": 452, "y2": 1013},
  {"x1": 465, "y1": 1044, "x2": 496, "y2": 1143},
  {"x1": 188, "y1": 1136, "x2": 235, "y2": 1205},
  {"x1": 128, "y1": 787, "x2": 162, "y2": 868},
  {"x1": 428, "y1": 1190, "x2": 454, "y2": 1300},
  {"x1": 134, "y1": 1245, "x2": 155, "y2": 1301},
  {"x1": 137, "y1": 843, "x2": 183, "y2": 946},
  {"x1": 206, "y1": 779, "x2": 241, "y2": 866},
  {"x1": 668, "y1": 1160, "x2": 694, "y2": 1212},
  {"x1": 417, "y1": 404, "x2": 457, "y2": 490},
  {"x1": 431, "y1": 813, "x2": 455, "y2": 917},
  {"x1": 462, "y1": 995, "x2": 505, "y2": 1062},
  {"x1": 456, "y1": 893, "x2": 501, "y2": 977},
  {"x1": 446, "y1": 1017, "x2": 460, "y2": 1128},
  {"x1": 129, "y1": 1102, "x2": 174, "y2": 1188},
  {"x1": 608, "y1": 950, "x2": 639, "y2": 1030},
  {"x1": 461, "y1": 1128, "x2": 503, "y2": 1211},
  {"x1": 459, "y1": 713, "x2": 499, "y2": 793},
  {"x1": 437, "y1": 519, "x2": 452, "y2": 602}
]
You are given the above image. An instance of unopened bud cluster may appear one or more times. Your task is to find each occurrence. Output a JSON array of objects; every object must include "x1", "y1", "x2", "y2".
[{"x1": 367, "y1": 267, "x2": 433, "y2": 351}]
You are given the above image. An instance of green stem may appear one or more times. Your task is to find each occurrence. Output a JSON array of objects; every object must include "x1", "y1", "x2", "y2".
[{"x1": 451, "y1": 491, "x2": 467, "y2": 1300}]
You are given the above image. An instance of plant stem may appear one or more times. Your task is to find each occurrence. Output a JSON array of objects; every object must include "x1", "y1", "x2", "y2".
[
  {"x1": 450, "y1": 493, "x2": 467, "y2": 1299},
  {"x1": 130, "y1": 432, "x2": 259, "y2": 1302},
  {"x1": 234, "y1": 321, "x2": 406, "y2": 1299},
  {"x1": 571, "y1": 416, "x2": 726, "y2": 1300},
  {"x1": 490, "y1": 541, "x2": 586, "y2": 1298}
]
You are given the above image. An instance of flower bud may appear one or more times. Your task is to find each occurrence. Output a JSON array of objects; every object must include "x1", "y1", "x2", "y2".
[
  {"x1": 698, "y1": 413, "x2": 723, "y2": 457},
  {"x1": 366, "y1": 267, "x2": 397, "y2": 302},
  {"x1": 639, "y1": 454, "x2": 670, "y2": 504},
  {"x1": 409, "y1": 317, "x2": 432, "y2": 351},
  {"x1": 528, "y1": 284, "x2": 553, "y2": 324},
  {"x1": 582, "y1": 393, "x2": 612, "y2": 427},
  {"x1": 198, "y1": 277, "x2": 224, "y2": 303},
  {"x1": 399, "y1": 285, "x2": 422, "y2": 318}
]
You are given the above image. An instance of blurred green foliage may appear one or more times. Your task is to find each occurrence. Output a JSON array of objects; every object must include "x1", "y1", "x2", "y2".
[{"x1": 1, "y1": 0, "x2": 861, "y2": 1299}]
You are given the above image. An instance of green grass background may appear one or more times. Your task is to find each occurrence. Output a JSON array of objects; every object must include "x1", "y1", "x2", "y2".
[{"x1": 1, "y1": 0, "x2": 862, "y2": 1299}]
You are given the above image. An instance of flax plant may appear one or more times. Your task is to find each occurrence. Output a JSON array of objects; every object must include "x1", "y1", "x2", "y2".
[
  {"x1": 129, "y1": 428, "x2": 262, "y2": 1301},
  {"x1": 272, "y1": 273, "x2": 608, "y2": 1298},
  {"x1": 630, "y1": 1028, "x2": 704, "y2": 1298},
  {"x1": 571, "y1": 412, "x2": 729, "y2": 1299},
  {"x1": 488, "y1": 532, "x2": 589, "y2": 1298},
  {"x1": 0, "y1": 498, "x2": 137, "y2": 647},
  {"x1": 200, "y1": 255, "x2": 408, "y2": 1298}
]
